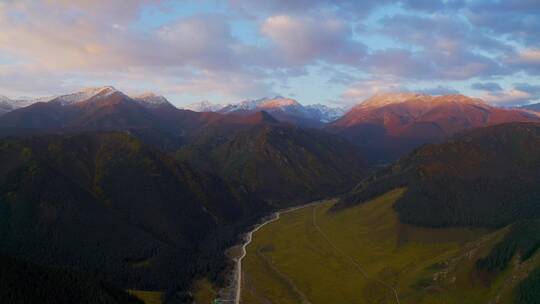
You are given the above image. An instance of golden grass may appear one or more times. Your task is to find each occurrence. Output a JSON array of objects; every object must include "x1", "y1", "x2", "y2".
[{"x1": 240, "y1": 188, "x2": 521, "y2": 304}]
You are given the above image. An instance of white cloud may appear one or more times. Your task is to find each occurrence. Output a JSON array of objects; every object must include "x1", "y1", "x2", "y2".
[{"x1": 261, "y1": 15, "x2": 365, "y2": 65}]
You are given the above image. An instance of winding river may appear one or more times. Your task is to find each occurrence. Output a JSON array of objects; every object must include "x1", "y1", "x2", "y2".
[{"x1": 231, "y1": 201, "x2": 323, "y2": 304}]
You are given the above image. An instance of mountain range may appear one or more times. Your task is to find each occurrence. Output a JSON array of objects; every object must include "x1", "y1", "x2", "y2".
[
  {"x1": 327, "y1": 92, "x2": 540, "y2": 163},
  {"x1": 217, "y1": 96, "x2": 346, "y2": 127},
  {"x1": 521, "y1": 102, "x2": 540, "y2": 113}
]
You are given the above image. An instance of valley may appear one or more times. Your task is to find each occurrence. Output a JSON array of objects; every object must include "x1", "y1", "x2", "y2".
[
  {"x1": 239, "y1": 189, "x2": 537, "y2": 304},
  {"x1": 1, "y1": 87, "x2": 540, "y2": 303},
  {"x1": 2, "y1": 2, "x2": 540, "y2": 303}
]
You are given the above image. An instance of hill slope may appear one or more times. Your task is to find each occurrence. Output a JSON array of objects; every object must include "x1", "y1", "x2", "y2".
[
  {"x1": 176, "y1": 118, "x2": 366, "y2": 207},
  {"x1": 0, "y1": 132, "x2": 268, "y2": 299},
  {"x1": 338, "y1": 122, "x2": 540, "y2": 228}
]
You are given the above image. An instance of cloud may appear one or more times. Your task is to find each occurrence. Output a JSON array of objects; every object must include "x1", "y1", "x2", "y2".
[
  {"x1": 416, "y1": 85, "x2": 459, "y2": 95},
  {"x1": 261, "y1": 15, "x2": 366, "y2": 65},
  {"x1": 466, "y1": 1, "x2": 540, "y2": 47},
  {"x1": 471, "y1": 82, "x2": 503, "y2": 92},
  {"x1": 0, "y1": 0, "x2": 538, "y2": 105},
  {"x1": 229, "y1": 0, "x2": 390, "y2": 17},
  {"x1": 363, "y1": 47, "x2": 505, "y2": 80},
  {"x1": 341, "y1": 78, "x2": 405, "y2": 104},
  {"x1": 514, "y1": 83, "x2": 540, "y2": 95},
  {"x1": 479, "y1": 83, "x2": 540, "y2": 107},
  {"x1": 505, "y1": 49, "x2": 540, "y2": 75},
  {"x1": 378, "y1": 13, "x2": 513, "y2": 54},
  {"x1": 399, "y1": 0, "x2": 465, "y2": 12}
]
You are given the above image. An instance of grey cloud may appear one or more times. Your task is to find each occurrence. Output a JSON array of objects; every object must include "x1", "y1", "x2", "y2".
[
  {"x1": 471, "y1": 82, "x2": 503, "y2": 92},
  {"x1": 514, "y1": 83, "x2": 540, "y2": 95},
  {"x1": 399, "y1": 0, "x2": 465, "y2": 11},
  {"x1": 466, "y1": 1, "x2": 540, "y2": 47}
]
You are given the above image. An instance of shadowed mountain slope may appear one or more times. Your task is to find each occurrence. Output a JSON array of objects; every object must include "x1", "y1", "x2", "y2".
[
  {"x1": 338, "y1": 122, "x2": 540, "y2": 228},
  {"x1": 0, "y1": 132, "x2": 268, "y2": 297},
  {"x1": 176, "y1": 116, "x2": 366, "y2": 207}
]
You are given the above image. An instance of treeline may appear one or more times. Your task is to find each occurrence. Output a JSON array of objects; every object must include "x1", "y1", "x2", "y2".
[
  {"x1": 0, "y1": 133, "x2": 271, "y2": 303},
  {"x1": 477, "y1": 220, "x2": 540, "y2": 272},
  {"x1": 515, "y1": 266, "x2": 540, "y2": 304}
]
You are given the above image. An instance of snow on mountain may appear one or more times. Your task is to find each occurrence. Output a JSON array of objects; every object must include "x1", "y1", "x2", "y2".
[
  {"x1": 358, "y1": 92, "x2": 429, "y2": 108},
  {"x1": 0, "y1": 95, "x2": 51, "y2": 115},
  {"x1": 304, "y1": 104, "x2": 346, "y2": 123},
  {"x1": 181, "y1": 100, "x2": 224, "y2": 112},
  {"x1": 53, "y1": 86, "x2": 118, "y2": 105},
  {"x1": 0, "y1": 95, "x2": 14, "y2": 115},
  {"x1": 131, "y1": 93, "x2": 172, "y2": 108},
  {"x1": 219, "y1": 96, "x2": 346, "y2": 123},
  {"x1": 357, "y1": 92, "x2": 488, "y2": 110},
  {"x1": 219, "y1": 96, "x2": 303, "y2": 113}
]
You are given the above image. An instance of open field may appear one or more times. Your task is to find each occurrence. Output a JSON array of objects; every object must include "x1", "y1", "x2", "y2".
[{"x1": 239, "y1": 188, "x2": 539, "y2": 304}]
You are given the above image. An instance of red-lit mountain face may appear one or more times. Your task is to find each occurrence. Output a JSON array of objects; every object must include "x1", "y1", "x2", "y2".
[{"x1": 327, "y1": 93, "x2": 540, "y2": 163}]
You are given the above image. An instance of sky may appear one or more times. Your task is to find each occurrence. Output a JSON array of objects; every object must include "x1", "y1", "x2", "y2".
[{"x1": 0, "y1": 0, "x2": 539, "y2": 107}]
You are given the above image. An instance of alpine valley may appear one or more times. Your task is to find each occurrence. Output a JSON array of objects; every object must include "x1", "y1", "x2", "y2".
[{"x1": 1, "y1": 85, "x2": 540, "y2": 304}]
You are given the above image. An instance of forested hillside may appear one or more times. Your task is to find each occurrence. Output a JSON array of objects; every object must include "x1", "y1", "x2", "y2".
[
  {"x1": 177, "y1": 120, "x2": 366, "y2": 207},
  {"x1": 339, "y1": 123, "x2": 540, "y2": 228},
  {"x1": 0, "y1": 132, "x2": 269, "y2": 302}
]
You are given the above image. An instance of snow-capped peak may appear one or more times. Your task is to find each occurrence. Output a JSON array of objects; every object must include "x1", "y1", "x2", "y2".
[
  {"x1": 259, "y1": 97, "x2": 301, "y2": 109},
  {"x1": 0, "y1": 95, "x2": 11, "y2": 103},
  {"x1": 304, "y1": 104, "x2": 347, "y2": 123},
  {"x1": 132, "y1": 93, "x2": 171, "y2": 108},
  {"x1": 54, "y1": 86, "x2": 118, "y2": 105},
  {"x1": 359, "y1": 92, "x2": 428, "y2": 108},
  {"x1": 181, "y1": 100, "x2": 224, "y2": 112},
  {"x1": 220, "y1": 96, "x2": 301, "y2": 113}
]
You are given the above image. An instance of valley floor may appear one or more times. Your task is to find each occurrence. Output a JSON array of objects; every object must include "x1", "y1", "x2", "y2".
[{"x1": 239, "y1": 189, "x2": 537, "y2": 304}]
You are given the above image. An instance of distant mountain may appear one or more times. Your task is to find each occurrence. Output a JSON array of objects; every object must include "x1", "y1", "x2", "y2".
[
  {"x1": 131, "y1": 92, "x2": 172, "y2": 108},
  {"x1": 304, "y1": 103, "x2": 346, "y2": 123},
  {"x1": 218, "y1": 96, "x2": 345, "y2": 127},
  {"x1": 176, "y1": 120, "x2": 366, "y2": 207},
  {"x1": 338, "y1": 122, "x2": 540, "y2": 228},
  {"x1": 0, "y1": 95, "x2": 15, "y2": 115},
  {"x1": 181, "y1": 100, "x2": 224, "y2": 112},
  {"x1": 0, "y1": 132, "x2": 268, "y2": 298},
  {"x1": 521, "y1": 102, "x2": 540, "y2": 112},
  {"x1": 0, "y1": 87, "x2": 222, "y2": 149},
  {"x1": 0, "y1": 95, "x2": 43, "y2": 116},
  {"x1": 327, "y1": 93, "x2": 540, "y2": 163}
]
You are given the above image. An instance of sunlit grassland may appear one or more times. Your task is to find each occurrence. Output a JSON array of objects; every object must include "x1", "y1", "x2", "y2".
[{"x1": 240, "y1": 188, "x2": 527, "y2": 304}]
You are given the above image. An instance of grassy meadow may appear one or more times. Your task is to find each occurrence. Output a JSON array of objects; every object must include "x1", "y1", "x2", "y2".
[{"x1": 240, "y1": 188, "x2": 539, "y2": 304}]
